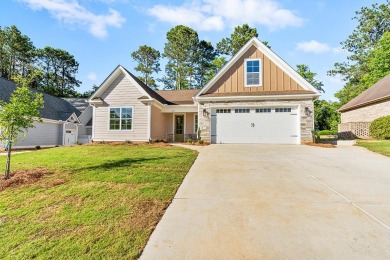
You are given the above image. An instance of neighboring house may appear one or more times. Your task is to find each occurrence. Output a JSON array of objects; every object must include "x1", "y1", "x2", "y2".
[
  {"x1": 63, "y1": 98, "x2": 93, "y2": 143},
  {"x1": 338, "y1": 73, "x2": 390, "y2": 139},
  {"x1": 0, "y1": 77, "x2": 81, "y2": 148},
  {"x1": 89, "y1": 37, "x2": 320, "y2": 144}
]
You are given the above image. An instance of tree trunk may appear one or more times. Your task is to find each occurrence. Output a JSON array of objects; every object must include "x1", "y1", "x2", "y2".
[{"x1": 4, "y1": 141, "x2": 12, "y2": 179}]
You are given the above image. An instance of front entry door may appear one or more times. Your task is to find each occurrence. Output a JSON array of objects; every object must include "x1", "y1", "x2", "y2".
[{"x1": 175, "y1": 115, "x2": 184, "y2": 142}]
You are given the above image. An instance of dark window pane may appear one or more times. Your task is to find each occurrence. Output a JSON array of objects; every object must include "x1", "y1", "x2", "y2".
[
  {"x1": 110, "y1": 108, "x2": 120, "y2": 119},
  {"x1": 122, "y1": 119, "x2": 132, "y2": 130},
  {"x1": 110, "y1": 119, "x2": 120, "y2": 130}
]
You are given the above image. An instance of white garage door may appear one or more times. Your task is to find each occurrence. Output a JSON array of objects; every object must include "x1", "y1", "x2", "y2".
[{"x1": 211, "y1": 107, "x2": 299, "y2": 144}]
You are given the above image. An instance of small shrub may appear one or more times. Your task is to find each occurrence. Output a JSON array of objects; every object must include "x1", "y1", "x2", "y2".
[
  {"x1": 125, "y1": 140, "x2": 132, "y2": 144},
  {"x1": 187, "y1": 138, "x2": 194, "y2": 144},
  {"x1": 35, "y1": 145, "x2": 41, "y2": 150},
  {"x1": 198, "y1": 139, "x2": 204, "y2": 145},
  {"x1": 317, "y1": 130, "x2": 338, "y2": 136},
  {"x1": 370, "y1": 115, "x2": 390, "y2": 140}
]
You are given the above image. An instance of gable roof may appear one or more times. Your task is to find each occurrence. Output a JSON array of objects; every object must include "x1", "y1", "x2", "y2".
[
  {"x1": 195, "y1": 37, "x2": 320, "y2": 98},
  {"x1": 156, "y1": 89, "x2": 198, "y2": 104},
  {"x1": 89, "y1": 65, "x2": 170, "y2": 105},
  {"x1": 339, "y1": 74, "x2": 390, "y2": 112},
  {"x1": 0, "y1": 77, "x2": 81, "y2": 121}
]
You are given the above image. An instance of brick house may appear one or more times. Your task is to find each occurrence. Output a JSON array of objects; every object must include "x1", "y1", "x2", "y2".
[{"x1": 338, "y1": 74, "x2": 390, "y2": 139}]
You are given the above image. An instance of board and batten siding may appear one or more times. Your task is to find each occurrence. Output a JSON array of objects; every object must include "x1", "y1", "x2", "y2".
[
  {"x1": 93, "y1": 72, "x2": 149, "y2": 141},
  {"x1": 150, "y1": 105, "x2": 166, "y2": 140},
  {"x1": 14, "y1": 121, "x2": 63, "y2": 147},
  {"x1": 206, "y1": 46, "x2": 304, "y2": 94}
]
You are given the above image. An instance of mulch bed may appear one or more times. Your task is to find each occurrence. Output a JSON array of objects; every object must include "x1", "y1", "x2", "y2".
[
  {"x1": 0, "y1": 168, "x2": 54, "y2": 191},
  {"x1": 303, "y1": 142, "x2": 336, "y2": 148},
  {"x1": 86, "y1": 142, "x2": 172, "y2": 147}
]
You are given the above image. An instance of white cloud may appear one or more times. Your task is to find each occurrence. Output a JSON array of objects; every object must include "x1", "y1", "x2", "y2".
[
  {"x1": 18, "y1": 0, "x2": 125, "y2": 38},
  {"x1": 296, "y1": 40, "x2": 344, "y2": 54},
  {"x1": 148, "y1": 0, "x2": 304, "y2": 32},
  {"x1": 296, "y1": 40, "x2": 331, "y2": 54},
  {"x1": 87, "y1": 72, "x2": 97, "y2": 81}
]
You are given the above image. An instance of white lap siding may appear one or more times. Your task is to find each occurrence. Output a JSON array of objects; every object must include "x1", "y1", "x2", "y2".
[
  {"x1": 14, "y1": 121, "x2": 63, "y2": 148},
  {"x1": 93, "y1": 72, "x2": 149, "y2": 142}
]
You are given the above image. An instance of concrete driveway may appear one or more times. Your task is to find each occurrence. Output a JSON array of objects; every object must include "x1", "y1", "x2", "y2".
[{"x1": 141, "y1": 145, "x2": 390, "y2": 259}]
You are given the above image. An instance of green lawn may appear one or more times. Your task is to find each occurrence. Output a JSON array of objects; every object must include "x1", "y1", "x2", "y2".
[
  {"x1": 356, "y1": 140, "x2": 390, "y2": 157},
  {"x1": 0, "y1": 144, "x2": 197, "y2": 259}
]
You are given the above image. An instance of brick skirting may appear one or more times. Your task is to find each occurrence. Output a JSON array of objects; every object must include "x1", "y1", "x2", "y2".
[{"x1": 338, "y1": 122, "x2": 371, "y2": 139}]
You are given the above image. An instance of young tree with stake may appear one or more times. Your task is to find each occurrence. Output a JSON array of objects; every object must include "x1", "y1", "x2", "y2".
[{"x1": 0, "y1": 75, "x2": 44, "y2": 179}]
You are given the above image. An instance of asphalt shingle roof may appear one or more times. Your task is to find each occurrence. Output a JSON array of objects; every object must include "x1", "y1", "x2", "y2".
[
  {"x1": 156, "y1": 89, "x2": 199, "y2": 104},
  {"x1": 0, "y1": 77, "x2": 81, "y2": 121},
  {"x1": 339, "y1": 74, "x2": 390, "y2": 112},
  {"x1": 63, "y1": 98, "x2": 89, "y2": 113}
]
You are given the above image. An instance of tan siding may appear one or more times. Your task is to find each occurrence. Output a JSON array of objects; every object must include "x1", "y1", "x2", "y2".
[
  {"x1": 150, "y1": 105, "x2": 166, "y2": 140},
  {"x1": 291, "y1": 79, "x2": 298, "y2": 90},
  {"x1": 93, "y1": 72, "x2": 149, "y2": 141},
  {"x1": 206, "y1": 45, "x2": 305, "y2": 94},
  {"x1": 185, "y1": 113, "x2": 196, "y2": 134},
  {"x1": 166, "y1": 114, "x2": 173, "y2": 135},
  {"x1": 283, "y1": 72, "x2": 290, "y2": 90},
  {"x1": 237, "y1": 60, "x2": 244, "y2": 92},
  {"x1": 270, "y1": 62, "x2": 278, "y2": 90},
  {"x1": 263, "y1": 57, "x2": 270, "y2": 91},
  {"x1": 276, "y1": 68, "x2": 287, "y2": 90},
  {"x1": 15, "y1": 121, "x2": 63, "y2": 147}
]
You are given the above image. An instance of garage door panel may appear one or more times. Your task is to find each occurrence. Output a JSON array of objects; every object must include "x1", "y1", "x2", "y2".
[{"x1": 214, "y1": 108, "x2": 299, "y2": 144}]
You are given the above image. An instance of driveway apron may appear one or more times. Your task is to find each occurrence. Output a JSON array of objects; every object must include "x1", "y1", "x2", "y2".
[{"x1": 141, "y1": 144, "x2": 390, "y2": 259}]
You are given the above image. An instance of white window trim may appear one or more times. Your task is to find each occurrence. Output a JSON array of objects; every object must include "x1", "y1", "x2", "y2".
[
  {"x1": 244, "y1": 58, "x2": 262, "y2": 87},
  {"x1": 108, "y1": 106, "x2": 134, "y2": 131}
]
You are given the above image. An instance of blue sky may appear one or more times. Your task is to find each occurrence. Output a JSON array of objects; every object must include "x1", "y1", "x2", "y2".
[{"x1": 1, "y1": 0, "x2": 385, "y2": 100}]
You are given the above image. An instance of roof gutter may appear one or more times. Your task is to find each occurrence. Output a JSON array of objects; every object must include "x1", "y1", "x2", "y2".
[
  {"x1": 194, "y1": 93, "x2": 320, "y2": 102},
  {"x1": 339, "y1": 95, "x2": 390, "y2": 112}
]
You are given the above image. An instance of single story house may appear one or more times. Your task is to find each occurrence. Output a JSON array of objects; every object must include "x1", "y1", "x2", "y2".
[
  {"x1": 0, "y1": 77, "x2": 81, "y2": 148},
  {"x1": 338, "y1": 73, "x2": 390, "y2": 139},
  {"x1": 89, "y1": 37, "x2": 320, "y2": 144},
  {"x1": 63, "y1": 98, "x2": 93, "y2": 143}
]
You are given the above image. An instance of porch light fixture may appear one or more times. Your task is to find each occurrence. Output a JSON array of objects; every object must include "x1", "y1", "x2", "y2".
[
  {"x1": 305, "y1": 107, "x2": 312, "y2": 116},
  {"x1": 203, "y1": 109, "x2": 209, "y2": 117}
]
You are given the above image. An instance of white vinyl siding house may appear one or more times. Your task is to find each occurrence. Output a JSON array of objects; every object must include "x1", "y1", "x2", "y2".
[
  {"x1": 92, "y1": 71, "x2": 149, "y2": 142},
  {"x1": 0, "y1": 77, "x2": 82, "y2": 148},
  {"x1": 90, "y1": 38, "x2": 320, "y2": 145},
  {"x1": 14, "y1": 121, "x2": 63, "y2": 147}
]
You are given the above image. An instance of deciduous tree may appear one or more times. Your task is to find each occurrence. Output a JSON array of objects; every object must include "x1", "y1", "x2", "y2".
[
  {"x1": 329, "y1": 1, "x2": 390, "y2": 105},
  {"x1": 0, "y1": 75, "x2": 44, "y2": 179},
  {"x1": 296, "y1": 64, "x2": 325, "y2": 93}
]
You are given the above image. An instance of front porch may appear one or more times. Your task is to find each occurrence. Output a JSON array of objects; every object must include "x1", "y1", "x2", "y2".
[
  {"x1": 150, "y1": 104, "x2": 199, "y2": 143},
  {"x1": 164, "y1": 112, "x2": 198, "y2": 142}
]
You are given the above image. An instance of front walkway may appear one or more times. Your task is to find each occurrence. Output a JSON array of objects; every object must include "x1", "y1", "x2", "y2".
[{"x1": 141, "y1": 144, "x2": 390, "y2": 259}]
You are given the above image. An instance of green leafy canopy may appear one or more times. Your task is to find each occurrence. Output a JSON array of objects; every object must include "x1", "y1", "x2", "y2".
[{"x1": 0, "y1": 76, "x2": 44, "y2": 143}]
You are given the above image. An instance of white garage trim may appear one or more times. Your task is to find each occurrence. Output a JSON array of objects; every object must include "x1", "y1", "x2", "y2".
[{"x1": 210, "y1": 106, "x2": 300, "y2": 144}]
